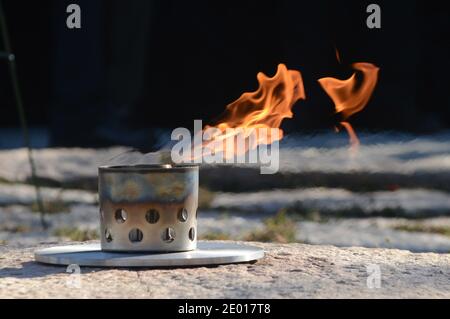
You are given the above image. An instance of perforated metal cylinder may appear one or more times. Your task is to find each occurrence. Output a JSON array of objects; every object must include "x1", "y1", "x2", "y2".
[{"x1": 98, "y1": 164, "x2": 198, "y2": 252}]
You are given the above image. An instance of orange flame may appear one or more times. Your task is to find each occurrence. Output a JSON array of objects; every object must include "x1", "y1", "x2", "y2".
[
  {"x1": 318, "y1": 62, "x2": 379, "y2": 151},
  {"x1": 339, "y1": 121, "x2": 360, "y2": 150},
  {"x1": 199, "y1": 63, "x2": 305, "y2": 159}
]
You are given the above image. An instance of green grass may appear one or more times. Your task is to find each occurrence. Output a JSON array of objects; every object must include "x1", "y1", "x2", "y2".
[
  {"x1": 31, "y1": 200, "x2": 70, "y2": 214},
  {"x1": 0, "y1": 225, "x2": 30, "y2": 233},
  {"x1": 198, "y1": 187, "x2": 215, "y2": 209},
  {"x1": 0, "y1": 177, "x2": 14, "y2": 184},
  {"x1": 199, "y1": 232, "x2": 231, "y2": 240},
  {"x1": 53, "y1": 227, "x2": 99, "y2": 241},
  {"x1": 393, "y1": 224, "x2": 450, "y2": 237},
  {"x1": 245, "y1": 210, "x2": 297, "y2": 243}
]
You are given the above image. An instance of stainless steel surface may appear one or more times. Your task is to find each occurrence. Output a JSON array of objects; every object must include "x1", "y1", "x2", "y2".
[
  {"x1": 98, "y1": 165, "x2": 198, "y2": 252},
  {"x1": 34, "y1": 241, "x2": 265, "y2": 267}
]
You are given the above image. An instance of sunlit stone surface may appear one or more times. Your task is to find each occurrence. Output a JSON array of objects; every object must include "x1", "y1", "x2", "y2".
[{"x1": 0, "y1": 241, "x2": 449, "y2": 298}]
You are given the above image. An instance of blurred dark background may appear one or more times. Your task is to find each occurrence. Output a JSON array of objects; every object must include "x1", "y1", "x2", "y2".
[{"x1": 0, "y1": 0, "x2": 449, "y2": 150}]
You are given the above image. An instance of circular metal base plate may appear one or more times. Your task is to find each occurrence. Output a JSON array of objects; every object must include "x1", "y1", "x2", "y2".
[{"x1": 34, "y1": 241, "x2": 264, "y2": 267}]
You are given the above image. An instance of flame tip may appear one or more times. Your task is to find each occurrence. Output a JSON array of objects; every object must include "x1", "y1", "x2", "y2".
[
  {"x1": 318, "y1": 62, "x2": 379, "y2": 120},
  {"x1": 194, "y1": 63, "x2": 305, "y2": 160}
]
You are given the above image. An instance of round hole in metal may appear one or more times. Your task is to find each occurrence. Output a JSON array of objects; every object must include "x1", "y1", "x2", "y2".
[
  {"x1": 115, "y1": 208, "x2": 127, "y2": 223},
  {"x1": 105, "y1": 228, "x2": 113, "y2": 242},
  {"x1": 129, "y1": 228, "x2": 143, "y2": 242},
  {"x1": 145, "y1": 209, "x2": 160, "y2": 224},
  {"x1": 162, "y1": 227, "x2": 176, "y2": 243},
  {"x1": 178, "y1": 208, "x2": 188, "y2": 222},
  {"x1": 189, "y1": 227, "x2": 196, "y2": 241}
]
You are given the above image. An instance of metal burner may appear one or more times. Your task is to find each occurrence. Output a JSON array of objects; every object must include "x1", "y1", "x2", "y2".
[
  {"x1": 98, "y1": 164, "x2": 198, "y2": 252},
  {"x1": 34, "y1": 164, "x2": 264, "y2": 268}
]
